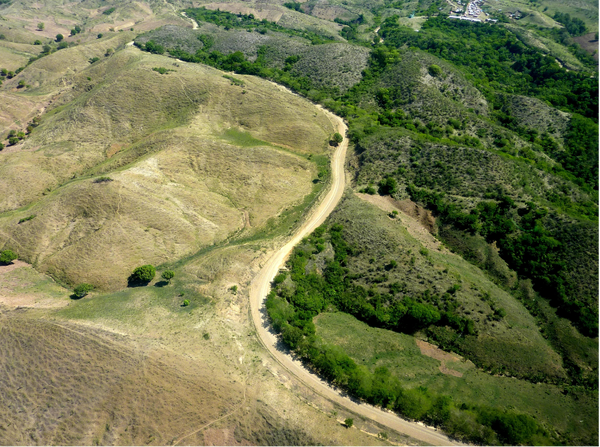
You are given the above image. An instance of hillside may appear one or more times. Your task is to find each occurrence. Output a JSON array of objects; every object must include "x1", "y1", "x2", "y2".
[
  {"x1": 0, "y1": 1, "x2": 597, "y2": 446},
  {"x1": 0, "y1": 46, "x2": 334, "y2": 290}
]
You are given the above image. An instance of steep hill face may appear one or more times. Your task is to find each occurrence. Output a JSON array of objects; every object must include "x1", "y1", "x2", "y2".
[
  {"x1": 136, "y1": 23, "x2": 371, "y2": 92},
  {"x1": 0, "y1": 47, "x2": 334, "y2": 290}
]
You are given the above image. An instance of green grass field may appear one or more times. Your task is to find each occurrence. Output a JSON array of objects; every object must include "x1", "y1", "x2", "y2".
[{"x1": 316, "y1": 311, "x2": 598, "y2": 445}]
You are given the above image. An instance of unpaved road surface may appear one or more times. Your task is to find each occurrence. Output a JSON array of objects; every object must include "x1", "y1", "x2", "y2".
[{"x1": 249, "y1": 109, "x2": 460, "y2": 445}]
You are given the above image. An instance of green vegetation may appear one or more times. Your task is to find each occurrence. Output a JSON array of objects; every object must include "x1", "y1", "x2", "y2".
[
  {"x1": 266, "y1": 238, "x2": 551, "y2": 444},
  {"x1": 379, "y1": 17, "x2": 597, "y2": 122},
  {"x1": 73, "y1": 283, "x2": 94, "y2": 298},
  {"x1": 103, "y1": 7, "x2": 116, "y2": 16},
  {"x1": 18, "y1": 215, "x2": 36, "y2": 224},
  {"x1": 152, "y1": 66, "x2": 174, "y2": 74},
  {"x1": 161, "y1": 270, "x2": 174, "y2": 284},
  {"x1": 183, "y1": 7, "x2": 335, "y2": 44},
  {"x1": 93, "y1": 176, "x2": 112, "y2": 183},
  {"x1": 553, "y1": 12, "x2": 588, "y2": 36},
  {"x1": 0, "y1": 249, "x2": 17, "y2": 265},
  {"x1": 344, "y1": 418, "x2": 353, "y2": 428},
  {"x1": 55, "y1": 34, "x2": 63, "y2": 42},
  {"x1": 128, "y1": 265, "x2": 156, "y2": 285},
  {"x1": 223, "y1": 74, "x2": 245, "y2": 87}
]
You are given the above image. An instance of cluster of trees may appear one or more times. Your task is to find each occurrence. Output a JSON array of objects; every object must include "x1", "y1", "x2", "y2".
[
  {"x1": 266, "y1": 225, "x2": 546, "y2": 445},
  {"x1": 184, "y1": 7, "x2": 334, "y2": 44},
  {"x1": 379, "y1": 17, "x2": 598, "y2": 122},
  {"x1": 553, "y1": 12, "x2": 588, "y2": 36},
  {"x1": 406, "y1": 184, "x2": 597, "y2": 336}
]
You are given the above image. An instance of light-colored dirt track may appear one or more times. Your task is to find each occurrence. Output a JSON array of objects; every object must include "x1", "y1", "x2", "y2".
[{"x1": 249, "y1": 109, "x2": 461, "y2": 445}]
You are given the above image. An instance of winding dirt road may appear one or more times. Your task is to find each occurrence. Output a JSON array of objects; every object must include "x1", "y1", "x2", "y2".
[{"x1": 249, "y1": 109, "x2": 460, "y2": 445}]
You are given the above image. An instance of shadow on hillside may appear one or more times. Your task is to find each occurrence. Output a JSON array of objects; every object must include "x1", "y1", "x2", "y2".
[{"x1": 154, "y1": 280, "x2": 169, "y2": 288}]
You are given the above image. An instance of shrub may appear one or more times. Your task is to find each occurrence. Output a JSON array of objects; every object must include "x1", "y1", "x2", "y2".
[
  {"x1": 428, "y1": 64, "x2": 442, "y2": 77},
  {"x1": 0, "y1": 249, "x2": 17, "y2": 265},
  {"x1": 73, "y1": 283, "x2": 94, "y2": 298},
  {"x1": 18, "y1": 215, "x2": 36, "y2": 223},
  {"x1": 161, "y1": 270, "x2": 175, "y2": 283},
  {"x1": 378, "y1": 176, "x2": 398, "y2": 196},
  {"x1": 182, "y1": 299, "x2": 190, "y2": 307},
  {"x1": 129, "y1": 265, "x2": 156, "y2": 284},
  {"x1": 332, "y1": 132, "x2": 343, "y2": 145},
  {"x1": 55, "y1": 34, "x2": 64, "y2": 42},
  {"x1": 37, "y1": 22, "x2": 44, "y2": 31},
  {"x1": 97, "y1": 33, "x2": 103, "y2": 39},
  {"x1": 33, "y1": 39, "x2": 42, "y2": 45},
  {"x1": 344, "y1": 418, "x2": 353, "y2": 428},
  {"x1": 93, "y1": 176, "x2": 113, "y2": 183},
  {"x1": 8, "y1": 137, "x2": 19, "y2": 145},
  {"x1": 0, "y1": 143, "x2": 4, "y2": 150},
  {"x1": 89, "y1": 57, "x2": 100, "y2": 64}
]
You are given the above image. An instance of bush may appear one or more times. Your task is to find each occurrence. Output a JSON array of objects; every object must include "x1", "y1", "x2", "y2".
[
  {"x1": 378, "y1": 176, "x2": 398, "y2": 196},
  {"x1": 182, "y1": 299, "x2": 190, "y2": 307},
  {"x1": 0, "y1": 249, "x2": 17, "y2": 265},
  {"x1": 161, "y1": 270, "x2": 175, "y2": 283},
  {"x1": 73, "y1": 283, "x2": 94, "y2": 298},
  {"x1": 428, "y1": 64, "x2": 442, "y2": 77},
  {"x1": 8, "y1": 137, "x2": 19, "y2": 145},
  {"x1": 344, "y1": 418, "x2": 353, "y2": 428},
  {"x1": 129, "y1": 265, "x2": 156, "y2": 284},
  {"x1": 55, "y1": 34, "x2": 63, "y2": 42},
  {"x1": 332, "y1": 132, "x2": 343, "y2": 145}
]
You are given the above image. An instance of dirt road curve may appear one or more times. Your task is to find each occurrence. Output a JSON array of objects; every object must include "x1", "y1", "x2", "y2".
[{"x1": 249, "y1": 109, "x2": 460, "y2": 445}]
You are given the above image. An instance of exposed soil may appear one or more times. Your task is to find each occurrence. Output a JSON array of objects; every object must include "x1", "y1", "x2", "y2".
[
  {"x1": 354, "y1": 193, "x2": 446, "y2": 253},
  {"x1": 416, "y1": 339, "x2": 463, "y2": 378},
  {"x1": 573, "y1": 33, "x2": 599, "y2": 61}
]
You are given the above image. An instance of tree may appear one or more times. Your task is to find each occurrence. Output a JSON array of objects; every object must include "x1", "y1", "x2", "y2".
[
  {"x1": 161, "y1": 270, "x2": 175, "y2": 284},
  {"x1": 332, "y1": 132, "x2": 343, "y2": 145},
  {"x1": 0, "y1": 143, "x2": 4, "y2": 150},
  {"x1": 73, "y1": 283, "x2": 94, "y2": 298},
  {"x1": 378, "y1": 176, "x2": 398, "y2": 196},
  {"x1": 0, "y1": 249, "x2": 17, "y2": 265},
  {"x1": 37, "y1": 22, "x2": 44, "y2": 31},
  {"x1": 344, "y1": 418, "x2": 354, "y2": 428},
  {"x1": 8, "y1": 137, "x2": 19, "y2": 145},
  {"x1": 55, "y1": 34, "x2": 64, "y2": 42},
  {"x1": 129, "y1": 264, "x2": 156, "y2": 284}
]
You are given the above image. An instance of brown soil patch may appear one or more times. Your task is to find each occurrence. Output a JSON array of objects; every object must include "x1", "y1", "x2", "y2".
[
  {"x1": 416, "y1": 339, "x2": 463, "y2": 377},
  {"x1": 203, "y1": 427, "x2": 252, "y2": 446},
  {"x1": 573, "y1": 33, "x2": 599, "y2": 61},
  {"x1": 0, "y1": 261, "x2": 68, "y2": 309},
  {"x1": 106, "y1": 143, "x2": 125, "y2": 158},
  {"x1": 355, "y1": 193, "x2": 446, "y2": 253}
]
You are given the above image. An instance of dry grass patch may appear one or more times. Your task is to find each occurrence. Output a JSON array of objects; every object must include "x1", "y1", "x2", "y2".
[{"x1": 0, "y1": 47, "x2": 332, "y2": 290}]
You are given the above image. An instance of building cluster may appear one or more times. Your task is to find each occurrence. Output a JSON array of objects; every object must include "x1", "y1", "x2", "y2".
[
  {"x1": 448, "y1": 0, "x2": 496, "y2": 23},
  {"x1": 465, "y1": 0, "x2": 484, "y2": 18}
]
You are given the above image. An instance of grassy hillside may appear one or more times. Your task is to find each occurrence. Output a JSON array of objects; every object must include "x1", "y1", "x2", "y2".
[{"x1": 0, "y1": 47, "x2": 334, "y2": 290}]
